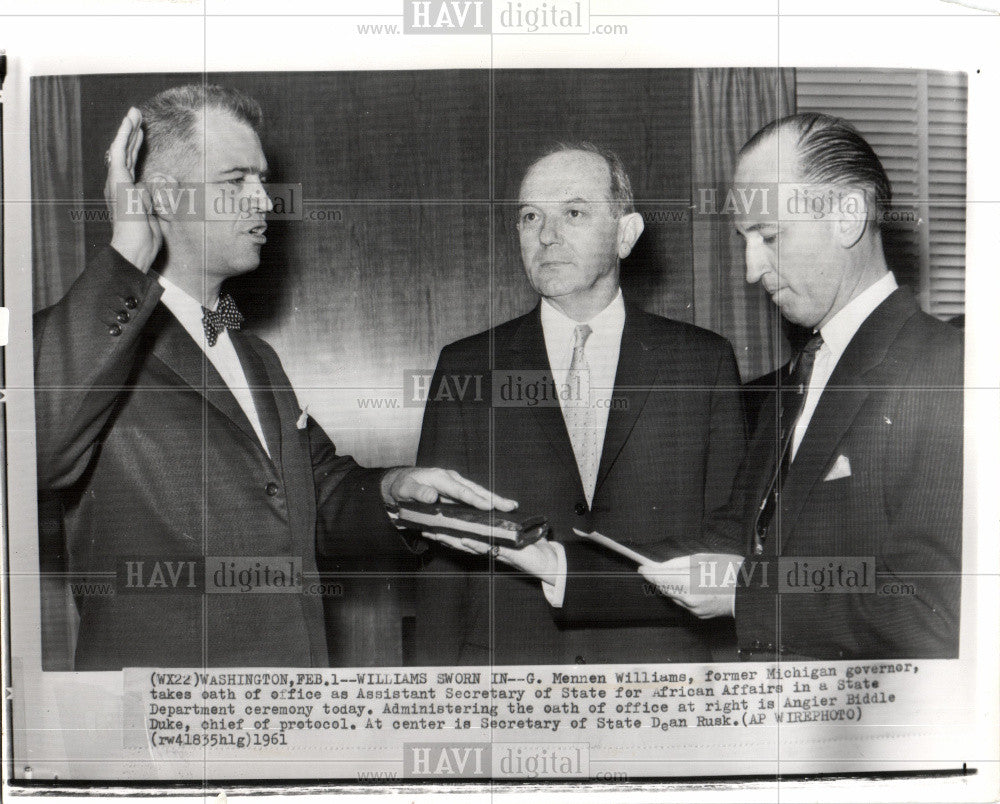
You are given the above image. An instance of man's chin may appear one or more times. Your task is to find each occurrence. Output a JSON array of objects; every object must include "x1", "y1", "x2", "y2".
[
  {"x1": 226, "y1": 256, "x2": 262, "y2": 276},
  {"x1": 774, "y1": 302, "x2": 819, "y2": 330},
  {"x1": 531, "y1": 277, "x2": 581, "y2": 299}
]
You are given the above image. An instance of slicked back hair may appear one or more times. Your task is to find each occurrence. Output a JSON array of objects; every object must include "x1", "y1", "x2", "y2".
[
  {"x1": 740, "y1": 112, "x2": 893, "y2": 227},
  {"x1": 523, "y1": 141, "x2": 636, "y2": 218},
  {"x1": 136, "y1": 84, "x2": 264, "y2": 182}
]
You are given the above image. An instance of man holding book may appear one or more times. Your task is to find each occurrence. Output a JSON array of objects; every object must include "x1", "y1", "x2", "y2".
[{"x1": 413, "y1": 143, "x2": 747, "y2": 665}]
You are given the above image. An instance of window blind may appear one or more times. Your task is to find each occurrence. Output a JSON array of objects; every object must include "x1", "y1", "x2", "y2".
[{"x1": 796, "y1": 68, "x2": 967, "y2": 319}]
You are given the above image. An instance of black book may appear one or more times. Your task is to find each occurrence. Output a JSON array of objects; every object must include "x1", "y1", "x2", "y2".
[{"x1": 391, "y1": 501, "x2": 549, "y2": 549}]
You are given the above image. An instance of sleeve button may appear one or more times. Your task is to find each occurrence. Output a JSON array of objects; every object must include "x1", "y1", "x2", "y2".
[
  {"x1": 116, "y1": 311, "x2": 130, "y2": 324},
  {"x1": 124, "y1": 296, "x2": 139, "y2": 310},
  {"x1": 108, "y1": 324, "x2": 122, "y2": 337}
]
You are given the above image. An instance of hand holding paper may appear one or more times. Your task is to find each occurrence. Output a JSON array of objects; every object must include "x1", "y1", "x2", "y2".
[{"x1": 638, "y1": 553, "x2": 744, "y2": 619}]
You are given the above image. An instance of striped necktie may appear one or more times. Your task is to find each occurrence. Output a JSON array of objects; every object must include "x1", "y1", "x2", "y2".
[{"x1": 563, "y1": 323, "x2": 601, "y2": 505}]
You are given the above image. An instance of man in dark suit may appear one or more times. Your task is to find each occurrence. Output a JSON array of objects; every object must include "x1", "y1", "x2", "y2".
[
  {"x1": 34, "y1": 84, "x2": 512, "y2": 670},
  {"x1": 639, "y1": 113, "x2": 963, "y2": 659},
  {"x1": 413, "y1": 143, "x2": 747, "y2": 665}
]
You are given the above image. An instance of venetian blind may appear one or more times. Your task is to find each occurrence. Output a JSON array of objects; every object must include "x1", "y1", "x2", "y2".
[{"x1": 796, "y1": 69, "x2": 967, "y2": 319}]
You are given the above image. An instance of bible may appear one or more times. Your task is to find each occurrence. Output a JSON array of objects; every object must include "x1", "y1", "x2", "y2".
[{"x1": 390, "y1": 501, "x2": 550, "y2": 549}]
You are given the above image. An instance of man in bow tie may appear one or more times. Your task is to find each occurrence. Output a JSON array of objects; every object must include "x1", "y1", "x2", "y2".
[
  {"x1": 33, "y1": 84, "x2": 513, "y2": 670},
  {"x1": 638, "y1": 113, "x2": 964, "y2": 659}
]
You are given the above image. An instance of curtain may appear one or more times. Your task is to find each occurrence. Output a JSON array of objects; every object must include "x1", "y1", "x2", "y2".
[
  {"x1": 691, "y1": 68, "x2": 796, "y2": 382},
  {"x1": 30, "y1": 75, "x2": 86, "y2": 312},
  {"x1": 31, "y1": 76, "x2": 86, "y2": 668}
]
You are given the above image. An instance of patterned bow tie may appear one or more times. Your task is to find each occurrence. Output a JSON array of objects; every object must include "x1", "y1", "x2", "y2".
[{"x1": 201, "y1": 293, "x2": 244, "y2": 347}]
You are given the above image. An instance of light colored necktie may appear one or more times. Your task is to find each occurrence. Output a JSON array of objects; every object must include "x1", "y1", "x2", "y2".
[{"x1": 563, "y1": 323, "x2": 601, "y2": 505}]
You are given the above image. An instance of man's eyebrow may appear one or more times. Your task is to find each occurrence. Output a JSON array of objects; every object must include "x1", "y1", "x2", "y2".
[
  {"x1": 517, "y1": 196, "x2": 593, "y2": 208},
  {"x1": 734, "y1": 221, "x2": 777, "y2": 237},
  {"x1": 218, "y1": 165, "x2": 268, "y2": 176}
]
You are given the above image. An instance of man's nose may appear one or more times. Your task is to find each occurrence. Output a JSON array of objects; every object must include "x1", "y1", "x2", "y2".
[
  {"x1": 247, "y1": 177, "x2": 274, "y2": 213},
  {"x1": 744, "y1": 244, "x2": 769, "y2": 285},
  {"x1": 538, "y1": 215, "x2": 561, "y2": 246}
]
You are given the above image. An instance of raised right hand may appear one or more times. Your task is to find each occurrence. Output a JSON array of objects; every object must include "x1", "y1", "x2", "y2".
[{"x1": 104, "y1": 107, "x2": 162, "y2": 273}]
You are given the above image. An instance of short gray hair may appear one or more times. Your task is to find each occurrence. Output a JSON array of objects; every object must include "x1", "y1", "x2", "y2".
[
  {"x1": 524, "y1": 141, "x2": 636, "y2": 217},
  {"x1": 136, "y1": 84, "x2": 264, "y2": 181}
]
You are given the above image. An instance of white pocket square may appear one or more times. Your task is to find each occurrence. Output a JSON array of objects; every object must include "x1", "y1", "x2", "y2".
[
  {"x1": 824, "y1": 454, "x2": 851, "y2": 481},
  {"x1": 296, "y1": 408, "x2": 309, "y2": 430}
]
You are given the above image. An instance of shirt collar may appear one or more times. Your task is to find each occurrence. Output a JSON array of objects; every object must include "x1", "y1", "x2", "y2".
[
  {"x1": 819, "y1": 272, "x2": 898, "y2": 359},
  {"x1": 153, "y1": 272, "x2": 221, "y2": 347},
  {"x1": 540, "y1": 288, "x2": 626, "y2": 342}
]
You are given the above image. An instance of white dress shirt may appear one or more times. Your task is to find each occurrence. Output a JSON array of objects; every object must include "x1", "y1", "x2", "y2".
[
  {"x1": 154, "y1": 273, "x2": 271, "y2": 458},
  {"x1": 541, "y1": 288, "x2": 626, "y2": 498},
  {"x1": 539, "y1": 290, "x2": 627, "y2": 607},
  {"x1": 790, "y1": 272, "x2": 898, "y2": 462},
  {"x1": 723, "y1": 274, "x2": 899, "y2": 619}
]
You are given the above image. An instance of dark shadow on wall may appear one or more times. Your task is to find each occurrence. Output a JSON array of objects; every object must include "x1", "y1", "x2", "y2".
[{"x1": 621, "y1": 213, "x2": 674, "y2": 318}]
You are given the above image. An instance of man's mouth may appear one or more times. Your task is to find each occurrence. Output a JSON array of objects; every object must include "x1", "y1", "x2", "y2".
[
  {"x1": 244, "y1": 223, "x2": 267, "y2": 244},
  {"x1": 760, "y1": 278, "x2": 782, "y2": 296}
]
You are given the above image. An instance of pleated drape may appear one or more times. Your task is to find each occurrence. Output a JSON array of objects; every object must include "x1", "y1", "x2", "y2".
[{"x1": 691, "y1": 68, "x2": 796, "y2": 381}]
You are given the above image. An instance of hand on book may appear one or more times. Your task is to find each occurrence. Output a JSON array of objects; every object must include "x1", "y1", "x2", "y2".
[
  {"x1": 381, "y1": 467, "x2": 518, "y2": 511},
  {"x1": 422, "y1": 531, "x2": 560, "y2": 587},
  {"x1": 638, "y1": 553, "x2": 744, "y2": 619}
]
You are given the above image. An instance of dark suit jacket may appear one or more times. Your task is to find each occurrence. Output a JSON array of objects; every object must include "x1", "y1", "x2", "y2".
[
  {"x1": 34, "y1": 248, "x2": 401, "y2": 670},
  {"x1": 533, "y1": 287, "x2": 963, "y2": 661},
  {"x1": 564, "y1": 289, "x2": 963, "y2": 660},
  {"x1": 708, "y1": 287, "x2": 963, "y2": 660},
  {"x1": 413, "y1": 303, "x2": 747, "y2": 665}
]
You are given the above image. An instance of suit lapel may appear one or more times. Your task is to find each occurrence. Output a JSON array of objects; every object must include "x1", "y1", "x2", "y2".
[
  {"x1": 505, "y1": 306, "x2": 579, "y2": 474},
  {"x1": 594, "y1": 305, "x2": 658, "y2": 494},
  {"x1": 145, "y1": 305, "x2": 274, "y2": 464},
  {"x1": 504, "y1": 303, "x2": 663, "y2": 504},
  {"x1": 231, "y1": 333, "x2": 283, "y2": 461},
  {"x1": 778, "y1": 289, "x2": 918, "y2": 549}
]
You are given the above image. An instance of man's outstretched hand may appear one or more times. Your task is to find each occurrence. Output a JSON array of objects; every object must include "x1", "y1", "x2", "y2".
[
  {"x1": 105, "y1": 107, "x2": 162, "y2": 273},
  {"x1": 421, "y1": 531, "x2": 561, "y2": 587},
  {"x1": 381, "y1": 467, "x2": 517, "y2": 512}
]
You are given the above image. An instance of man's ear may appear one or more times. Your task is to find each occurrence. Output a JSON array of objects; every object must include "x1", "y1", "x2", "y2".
[
  {"x1": 143, "y1": 172, "x2": 180, "y2": 221},
  {"x1": 835, "y1": 189, "x2": 869, "y2": 249},
  {"x1": 617, "y1": 211, "x2": 645, "y2": 259}
]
